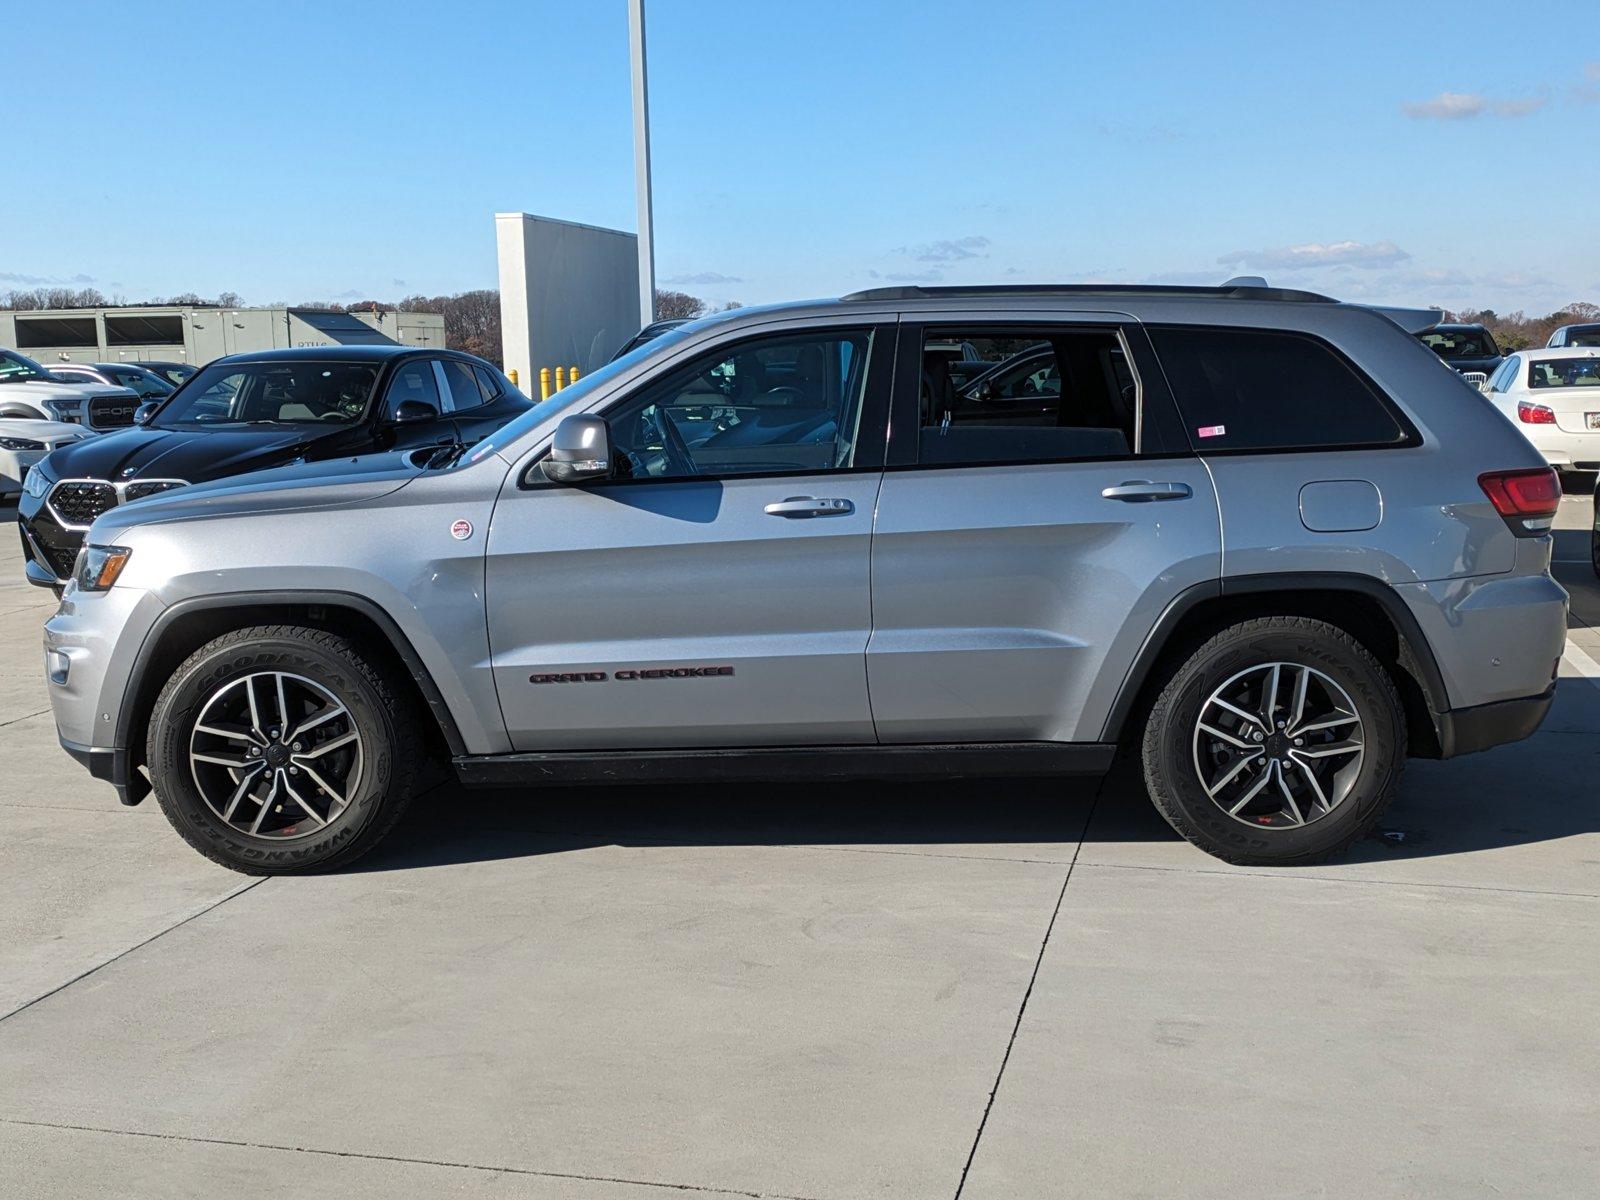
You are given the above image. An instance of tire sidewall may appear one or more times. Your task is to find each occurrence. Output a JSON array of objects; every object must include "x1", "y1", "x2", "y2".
[
  {"x1": 1152, "y1": 625, "x2": 1402, "y2": 861},
  {"x1": 148, "y1": 637, "x2": 398, "y2": 872}
]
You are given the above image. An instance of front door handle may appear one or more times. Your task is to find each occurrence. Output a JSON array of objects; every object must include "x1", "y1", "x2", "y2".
[
  {"x1": 1100, "y1": 481, "x2": 1193, "y2": 502},
  {"x1": 764, "y1": 496, "x2": 855, "y2": 518}
]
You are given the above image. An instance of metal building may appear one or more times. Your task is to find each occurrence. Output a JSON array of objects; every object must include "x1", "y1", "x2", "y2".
[{"x1": 0, "y1": 305, "x2": 447, "y2": 367}]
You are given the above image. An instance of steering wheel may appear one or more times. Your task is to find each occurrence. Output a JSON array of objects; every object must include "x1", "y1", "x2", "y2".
[
  {"x1": 757, "y1": 386, "x2": 806, "y2": 408},
  {"x1": 653, "y1": 407, "x2": 698, "y2": 477}
]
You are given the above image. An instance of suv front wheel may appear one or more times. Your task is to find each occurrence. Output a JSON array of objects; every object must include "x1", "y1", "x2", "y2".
[
  {"x1": 1142, "y1": 616, "x2": 1405, "y2": 864},
  {"x1": 146, "y1": 625, "x2": 425, "y2": 874}
]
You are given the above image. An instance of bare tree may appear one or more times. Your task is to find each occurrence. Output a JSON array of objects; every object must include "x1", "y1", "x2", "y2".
[{"x1": 653, "y1": 289, "x2": 707, "y2": 320}]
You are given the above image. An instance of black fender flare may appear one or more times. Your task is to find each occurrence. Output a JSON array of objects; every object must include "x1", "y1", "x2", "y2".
[
  {"x1": 116, "y1": 589, "x2": 469, "y2": 761},
  {"x1": 1100, "y1": 572, "x2": 1452, "y2": 745}
]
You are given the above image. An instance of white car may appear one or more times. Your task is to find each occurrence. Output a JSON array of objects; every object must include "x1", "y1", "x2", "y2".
[
  {"x1": 0, "y1": 418, "x2": 87, "y2": 496},
  {"x1": 1479, "y1": 347, "x2": 1600, "y2": 472},
  {"x1": 0, "y1": 348, "x2": 137, "y2": 427}
]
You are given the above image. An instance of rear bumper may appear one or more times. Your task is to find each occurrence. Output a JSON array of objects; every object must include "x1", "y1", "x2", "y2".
[{"x1": 1435, "y1": 684, "x2": 1555, "y2": 759}]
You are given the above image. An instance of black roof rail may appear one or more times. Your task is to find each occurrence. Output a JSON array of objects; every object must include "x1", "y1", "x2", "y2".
[{"x1": 838, "y1": 282, "x2": 1337, "y2": 304}]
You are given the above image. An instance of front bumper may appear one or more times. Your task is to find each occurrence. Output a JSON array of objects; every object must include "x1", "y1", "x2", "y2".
[
  {"x1": 0, "y1": 447, "x2": 50, "y2": 494},
  {"x1": 17, "y1": 488, "x2": 84, "y2": 586},
  {"x1": 60, "y1": 738, "x2": 150, "y2": 806},
  {"x1": 1435, "y1": 684, "x2": 1555, "y2": 758}
]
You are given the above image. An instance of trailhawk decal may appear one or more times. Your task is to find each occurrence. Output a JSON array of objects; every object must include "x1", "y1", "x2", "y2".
[{"x1": 530, "y1": 666, "x2": 735, "y2": 684}]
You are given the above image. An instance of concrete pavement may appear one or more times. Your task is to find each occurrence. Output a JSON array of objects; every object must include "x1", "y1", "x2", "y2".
[{"x1": 1, "y1": 496, "x2": 1596, "y2": 1199}]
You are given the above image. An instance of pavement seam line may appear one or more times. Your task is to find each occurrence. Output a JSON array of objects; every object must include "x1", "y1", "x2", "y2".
[
  {"x1": 951, "y1": 781, "x2": 1101, "y2": 1200},
  {"x1": 0, "y1": 1118, "x2": 825, "y2": 1200},
  {"x1": 0, "y1": 707, "x2": 50, "y2": 729},
  {"x1": 1074, "y1": 859, "x2": 1600, "y2": 901},
  {"x1": 0, "y1": 877, "x2": 268, "y2": 1025}
]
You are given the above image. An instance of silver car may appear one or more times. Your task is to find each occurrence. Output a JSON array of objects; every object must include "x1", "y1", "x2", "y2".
[{"x1": 41, "y1": 282, "x2": 1569, "y2": 873}]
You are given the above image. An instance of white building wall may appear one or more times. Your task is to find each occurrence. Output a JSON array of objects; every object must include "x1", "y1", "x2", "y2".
[{"x1": 496, "y1": 212, "x2": 641, "y2": 390}]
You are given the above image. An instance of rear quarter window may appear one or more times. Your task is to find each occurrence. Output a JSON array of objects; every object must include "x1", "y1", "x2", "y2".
[{"x1": 1148, "y1": 326, "x2": 1412, "y2": 453}]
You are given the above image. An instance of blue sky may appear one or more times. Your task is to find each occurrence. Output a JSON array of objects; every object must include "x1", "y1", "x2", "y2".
[{"x1": 4, "y1": 0, "x2": 1596, "y2": 314}]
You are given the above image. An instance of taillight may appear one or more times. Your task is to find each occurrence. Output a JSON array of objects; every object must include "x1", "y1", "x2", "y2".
[
  {"x1": 1517, "y1": 401, "x2": 1556, "y2": 424},
  {"x1": 1479, "y1": 467, "x2": 1561, "y2": 535}
]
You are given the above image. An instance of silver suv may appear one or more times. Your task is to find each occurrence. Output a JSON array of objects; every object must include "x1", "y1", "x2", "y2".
[{"x1": 41, "y1": 283, "x2": 1569, "y2": 873}]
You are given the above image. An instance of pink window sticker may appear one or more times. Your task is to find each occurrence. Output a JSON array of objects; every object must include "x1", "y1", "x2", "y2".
[{"x1": 1197, "y1": 424, "x2": 1227, "y2": 439}]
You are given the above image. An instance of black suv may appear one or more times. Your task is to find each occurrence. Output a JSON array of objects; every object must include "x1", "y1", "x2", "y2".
[
  {"x1": 1416, "y1": 323, "x2": 1504, "y2": 382},
  {"x1": 18, "y1": 346, "x2": 528, "y2": 587}
]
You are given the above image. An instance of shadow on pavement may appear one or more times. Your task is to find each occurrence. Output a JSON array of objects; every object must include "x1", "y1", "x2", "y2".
[
  {"x1": 354, "y1": 770, "x2": 1122, "y2": 873},
  {"x1": 355, "y1": 679, "x2": 1600, "y2": 874}
]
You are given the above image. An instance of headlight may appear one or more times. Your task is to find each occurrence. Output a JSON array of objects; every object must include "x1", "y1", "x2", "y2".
[
  {"x1": 0, "y1": 436, "x2": 45, "y2": 451},
  {"x1": 41, "y1": 397, "x2": 82, "y2": 420},
  {"x1": 75, "y1": 545, "x2": 132, "y2": 592},
  {"x1": 22, "y1": 468, "x2": 52, "y2": 498}
]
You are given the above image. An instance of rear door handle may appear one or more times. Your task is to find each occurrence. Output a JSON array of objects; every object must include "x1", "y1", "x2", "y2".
[
  {"x1": 764, "y1": 496, "x2": 855, "y2": 518},
  {"x1": 1100, "y1": 481, "x2": 1193, "y2": 502}
]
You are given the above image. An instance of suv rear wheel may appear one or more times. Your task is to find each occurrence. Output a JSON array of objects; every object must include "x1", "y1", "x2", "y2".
[
  {"x1": 146, "y1": 625, "x2": 425, "y2": 874},
  {"x1": 1141, "y1": 616, "x2": 1404, "y2": 864}
]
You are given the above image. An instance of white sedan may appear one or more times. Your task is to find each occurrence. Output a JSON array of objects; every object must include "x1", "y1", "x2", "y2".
[
  {"x1": 1479, "y1": 347, "x2": 1600, "y2": 472},
  {"x1": 0, "y1": 419, "x2": 89, "y2": 497}
]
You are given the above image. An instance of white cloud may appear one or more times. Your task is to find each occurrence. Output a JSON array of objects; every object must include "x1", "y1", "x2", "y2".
[
  {"x1": 867, "y1": 268, "x2": 944, "y2": 283},
  {"x1": 0, "y1": 271, "x2": 97, "y2": 286},
  {"x1": 1402, "y1": 90, "x2": 1546, "y2": 119},
  {"x1": 662, "y1": 271, "x2": 744, "y2": 285},
  {"x1": 896, "y1": 236, "x2": 991, "y2": 264},
  {"x1": 1218, "y1": 241, "x2": 1411, "y2": 271}
]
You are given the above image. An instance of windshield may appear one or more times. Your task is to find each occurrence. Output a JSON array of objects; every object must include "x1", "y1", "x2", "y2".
[
  {"x1": 1566, "y1": 325, "x2": 1600, "y2": 348},
  {"x1": 0, "y1": 349, "x2": 54, "y2": 385},
  {"x1": 104, "y1": 365, "x2": 173, "y2": 398},
  {"x1": 151, "y1": 359, "x2": 381, "y2": 429},
  {"x1": 1420, "y1": 328, "x2": 1497, "y2": 358},
  {"x1": 466, "y1": 326, "x2": 696, "y2": 464},
  {"x1": 1529, "y1": 358, "x2": 1600, "y2": 389}
]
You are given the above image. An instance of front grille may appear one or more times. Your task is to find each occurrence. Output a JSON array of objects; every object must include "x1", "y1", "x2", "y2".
[
  {"x1": 88, "y1": 395, "x2": 138, "y2": 429},
  {"x1": 1460, "y1": 371, "x2": 1487, "y2": 387},
  {"x1": 48, "y1": 480, "x2": 117, "y2": 527},
  {"x1": 123, "y1": 479, "x2": 186, "y2": 502}
]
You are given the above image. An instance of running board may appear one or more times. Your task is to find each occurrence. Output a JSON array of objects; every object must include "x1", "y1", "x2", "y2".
[{"x1": 453, "y1": 742, "x2": 1116, "y2": 788}]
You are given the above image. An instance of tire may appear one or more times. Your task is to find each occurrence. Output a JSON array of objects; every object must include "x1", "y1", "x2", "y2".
[
  {"x1": 146, "y1": 625, "x2": 426, "y2": 874},
  {"x1": 1590, "y1": 526, "x2": 1600, "y2": 581},
  {"x1": 1141, "y1": 616, "x2": 1405, "y2": 865}
]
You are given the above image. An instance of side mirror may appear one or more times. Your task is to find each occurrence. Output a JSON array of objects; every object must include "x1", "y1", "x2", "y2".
[
  {"x1": 541, "y1": 414, "x2": 613, "y2": 484},
  {"x1": 134, "y1": 402, "x2": 160, "y2": 426},
  {"x1": 393, "y1": 399, "x2": 438, "y2": 424}
]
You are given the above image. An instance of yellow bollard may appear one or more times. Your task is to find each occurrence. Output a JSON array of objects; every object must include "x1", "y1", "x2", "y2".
[
  {"x1": 570, "y1": 364, "x2": 581, "y2": 383},
  {"x1": 539, "y1": 367, "x2": 552, "y2": 401},
  {"x1": 555, "y1": 366, "x2": 567, "y2": 391},
  {"x1": 508, "y1": 368, "x2": 519, "y2": 387}
]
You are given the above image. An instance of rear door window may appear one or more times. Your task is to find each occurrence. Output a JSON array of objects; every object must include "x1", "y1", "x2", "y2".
[
  {"x1": 437, "y1": 359, "x2": 487, "y2": 412},
  {"x1": 913, "y1": 328, "x2": 1138, "y2": 466},
  {"x1": 1148, "y1": 327, "x2": 1411, "y2": 453}
]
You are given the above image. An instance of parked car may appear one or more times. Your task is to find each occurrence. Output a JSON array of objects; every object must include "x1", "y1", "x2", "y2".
[
  {"x1": 0, "y1": 418, "x2": 87, "y2": 497},
  {"x1": 0, "y1": 348, "x2": 136, "y2": 427},
  {"x1": 1548, "y1": 322, "x2": 1600, "y2": 348},
  {"x1": 609, "y1": 318, "x2": 689, "y2": 361},
  {"x1": 39, "y1": 281, "x2": 1566, "y2": 875},
  {"x1": 1478, "y1": 347, "x2": 1600, "y2": 473},
  {"x1": 1417, "y1": 322, "x2": 1504, "y2": 385},
  {"x1": 136, "y1": 360, "x2": 200, "y2": 387},
  {"x1": 17, "y1": 345, "x2": 528, "y2": 588},
  {"x1": 48, "y1": 362, "x2": 175, "y2": 410}
]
